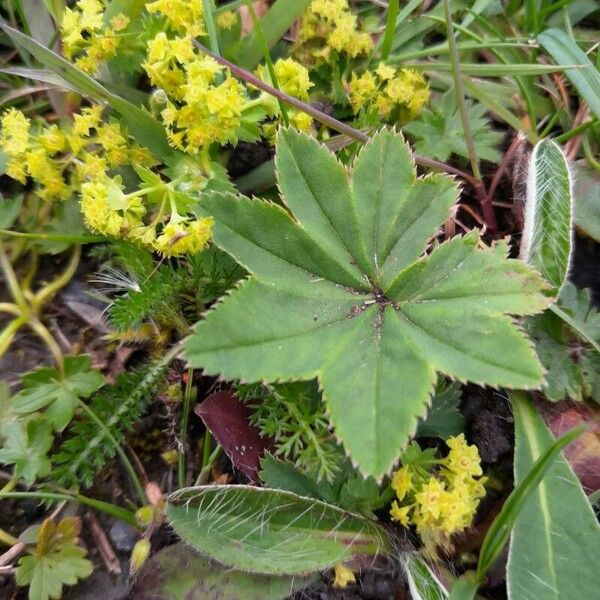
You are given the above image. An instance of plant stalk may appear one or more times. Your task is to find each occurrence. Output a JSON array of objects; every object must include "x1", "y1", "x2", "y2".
[{"x1": 442, "y1": 0, "x2": 496, "y2": 231}]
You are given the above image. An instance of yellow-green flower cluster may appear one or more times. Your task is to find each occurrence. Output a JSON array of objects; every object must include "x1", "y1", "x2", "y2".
[
  {"x1": 255, "y1": 58, "x2": 314, "y2": 137},
  {"x1": 389, "y1": 435, "x2": 486, "y2": 552},
  {"x1": 215, "y1": 10, "x2": 239, "y2": 31},
  {"x1": 146, "y1": 0, "x2": 205, "y2": 37},
  {"x1": 348, "y1": 63, "x2": 430, "y2": 123},
  {"x1": 143, "y1": 34, "x2": 246, "y2": 154},
  {"x1": 61, "y1": 0, "x2": 129, "y2": 74},
  {"x1": 0, "y1": 107, "x2": 154, "y2": 202},
  {"x1": 294, "y1": 0, "x2": 373, "y2": 67},
  {"x1": 80, "y1": 173, "x2": 213, "y2": 256}
]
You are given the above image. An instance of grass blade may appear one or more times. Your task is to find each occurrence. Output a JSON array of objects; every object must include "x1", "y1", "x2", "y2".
[
  {"x1": 539, "y1": 28, "x2": 600, "y2": 120},
  {"x1": 476, "y1": 393, "x2": 583, "y2": 581}
]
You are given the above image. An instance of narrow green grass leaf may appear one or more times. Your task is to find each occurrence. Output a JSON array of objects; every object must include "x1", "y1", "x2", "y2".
[
  {"x1": 167, "y1": 485, "x2": 391, "y2": 575},
  {"x1": 477, "y1": 392, "x2": 583, "y2": 581},
  {"x1": 404, "y1": 62, "x2": 582, "y2": 75},
  {"x1": 507, "y1": 393, "x2": 600, "y2": 599},
  {"x1": 520, "y1": 138, "x2": 573, "y2": 291},
  {"x1": 540, "y1": 28, "x2": 600, "y2": 120},
  {"x1": 0, "y1": 21, "x2": 173, "y2": 161}
]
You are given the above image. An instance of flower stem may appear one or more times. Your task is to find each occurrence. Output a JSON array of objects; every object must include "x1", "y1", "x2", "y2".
[
  {"x1": 0, "y1": 491, "x2": 138, "y2": 527},
  {"x1": 178, "y1": 367, "x2": 195, "y2": 488},
  {"x1": 32, "y1": 244, "x2": 81, "y2": 312}
]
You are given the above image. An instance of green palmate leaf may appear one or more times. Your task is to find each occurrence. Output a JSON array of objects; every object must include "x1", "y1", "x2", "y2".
[
  {"x1": 16, "y1": 517, "x2": 93, "y2": 600},
  {"x1": 539, "y1": 28, "x2": 600, "y2": 121},
  {"x1": 404, "y1": 92, "x2": 502, "y2": 163},
  {"x1": 0, "y1": 196, "x2": 23, "y2": 229},
  {"x1": 11, "y1": 356, "x2": 104, "y2": 432},
  {"x1": 167, "y1": 485, "x2": 391, "y2": 575},
  {"x1": 131, "y1": 542, "x2": 317, "y2": 600},
  {"x1": 520, "y1": 138, "x2": 573, "y2": 290},
  {"x1": 416, "y1": 382, "x2": 464, "y2": 438},
  {"x1": 507, "y1": 393, "x2": 600, "y2": 598},
  {"x1": 185, "y1": 128, "x2": 551, "y2": 477},
  {"x1": 0, "y1": 418, "x2": 53, "y2": 485}
]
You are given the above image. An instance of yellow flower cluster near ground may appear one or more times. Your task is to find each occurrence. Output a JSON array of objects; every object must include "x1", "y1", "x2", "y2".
[
  {"x1": 348, "y1": 63, "x2": 430, "y2": 123},
  {"x1": 61, "y1": 0, "x2": 129, "y2": 74},
  {"x1": 294, "y1": 0, "x2": 372, "y2": 66},
  {"x1": 389, "y1": 435, "x2": 486, "y2": 554},
  {"x1": 0, "y1": 107, "x2": 155, "y2": 201}
]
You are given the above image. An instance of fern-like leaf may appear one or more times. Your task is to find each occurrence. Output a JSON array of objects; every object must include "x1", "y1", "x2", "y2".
[{"x1": 51, "y1": 361, "x2": 167, "y2": 489}]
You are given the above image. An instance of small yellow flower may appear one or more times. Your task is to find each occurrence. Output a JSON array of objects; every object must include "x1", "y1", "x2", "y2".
[
  {"x1": 294, "y1": 0, "x2": 372, "y2": 66},
  {"x1": 216, "y1": 10, "x2": 238, "y2": 30},
  {"x1": 38, "y1": 125, "x2": 67, "y2": 155},
  {"x1": 0, "y1": 108, "x2": 30, "y2": 155},
  {"x1": 391, "y1": 465, "x2": 412, "y2": 500},
  {"x1": 289, "y1": 110, "x2": 313, "y2": 133},
  {"x1": 146, "y1": 0, "x2": 206, "y2": 37},
  {"x1": 376, "y1": 63, "x2": 395, "y2": 81},
  {"x1": 445, "y1": 434, "x2": 483, "y2": 480},
  {"x1": 332, "y1": 563, "x2": 355, "y2": 588},
  {"x1": 110, "y1": 13, "x2": 129, "y2": 31},
  {"x1": 81, "y1": 175, "x2": 145, "y2": 236},
  {"x1": 7, "y1": 158, "x2": 27, "y2": 184},
  {"x1": 390, "y1": 500, "x2": 411, "y2": 526},
  {"x1": 347, "y1": 71, "x2": 377, "y2": 112},
  {"x1": 273, "y1": 58, "x2": 313, "y2": 101},
  {"x1": 153, "y1": 218, "x2": 213, "y2": 256},
  {"x1": 414, "y1": 477, "x2": 446, "y2": 520}
]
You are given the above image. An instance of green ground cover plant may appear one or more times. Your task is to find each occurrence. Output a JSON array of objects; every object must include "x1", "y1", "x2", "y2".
[{"x1": 0, "y1": 1, "x2": 599, "y2": 599}]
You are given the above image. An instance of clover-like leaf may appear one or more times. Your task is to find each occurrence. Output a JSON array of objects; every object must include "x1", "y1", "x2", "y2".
[
  {"x1": 11, "y1": 356, "x2": 105, "y2": 432},
  {"x1": 185, "y1": 128, "x2": 551, "y2": 478}
]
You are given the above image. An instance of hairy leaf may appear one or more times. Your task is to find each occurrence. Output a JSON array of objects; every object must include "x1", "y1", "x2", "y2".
[
  {"x1": 167, "y1": 485, "x2": 391, "y2": 575},
  {"x1": 131, "y1": 542, "x2": 316, "y2": 600},
  {"x1": 185, "y1": 128, "x2": 550, "y2": 477},
  {"x1": 507, "y1": 394, "x2": 600, "y2": 598},
  {"x1": 520, "y1": 138, "x2": 573, "y2": 290}
]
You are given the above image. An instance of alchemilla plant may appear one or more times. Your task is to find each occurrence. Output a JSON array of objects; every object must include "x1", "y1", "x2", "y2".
[
  {"x1": 1, "y1": 1, "x2": 599, "y2": 599},
  {"x1": 185, "y1": 128, "x2": 551, "y2": 477}
]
